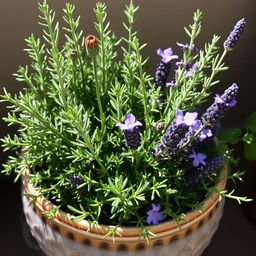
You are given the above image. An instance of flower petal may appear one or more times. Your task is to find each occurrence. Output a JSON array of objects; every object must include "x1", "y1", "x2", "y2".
[
  {"x1": 125, "y1": 113, "x2": 136, "y2": 125},
  {"x1": 116, "y1": 122, "x2": 127, "y2": 130},
  {"x1": 184, "y1": 112, "x2": 198, "y2": 126},
  {"x1": 193, "y1": 159, "x2": 200, "y2": 167},
  {"x1": 146, "y1": 215, "x2": 153, "y2": 225},
  {"x1": 156, "y1": 213, "x2": 165, "y2": 221},
  {"x1": 156, "y1": 48, "x2": 164, "y2": 57}
]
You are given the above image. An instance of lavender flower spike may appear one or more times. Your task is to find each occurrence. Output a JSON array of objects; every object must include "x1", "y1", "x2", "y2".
[
  {"x1": 154, "y1": 48, "x2": 178, "y2": 87},
  {"x1": 224, "y1": 18, "x2": 246, "y2": 50},
  {"x1": 202, "y1": 83, "x2": 239, "y2": 125},
  {"x1": 116, "y1": 114, "x2": 142, "y2": 150},
  {"x1": 185, "y1": 156, "x2": 225, "y2": 187},
  {"x1": 162, "y1": 109, "x2": 197, "y2": 149},
  {"x1": 146, "y1": 204, "x2": 165, "y2": 225}
]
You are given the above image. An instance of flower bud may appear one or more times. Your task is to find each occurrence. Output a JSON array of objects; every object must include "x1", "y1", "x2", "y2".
[{"x1": 85, "y1": 35, "x2": 99, "y2": 58}]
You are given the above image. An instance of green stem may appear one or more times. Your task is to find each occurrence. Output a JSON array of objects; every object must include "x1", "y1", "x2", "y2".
[
  {"x1": 136, "y1": 50, "x2": 150, "y2": 127},
  {"x1": 92, "y1": 58, "x2": 105, "y2": 132},
  {"x1": 163, "y1": 27, "x2": 198, "y2": 118},
  {"x1": 132, "y1": 150, "x2": 140, "y2": 173},
  {"x1": 193, "y1": 49, "x2": 228, "y2": 105}
]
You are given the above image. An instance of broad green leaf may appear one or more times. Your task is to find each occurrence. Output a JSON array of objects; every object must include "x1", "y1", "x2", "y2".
[
  {"x1": 244, "y1": 112, "x2": 256, "y2": 132},
  {"x1": 218, "y1": 128, "x2": 242, "y2": 144},
  {"x1": 244, "y1": 143, "x2": 256, "y2": 161}
]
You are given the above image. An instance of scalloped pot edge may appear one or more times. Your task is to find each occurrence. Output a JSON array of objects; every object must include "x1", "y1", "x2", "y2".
[{"x1": 21, "y1": 166, "x2": 227, "y2": 250}]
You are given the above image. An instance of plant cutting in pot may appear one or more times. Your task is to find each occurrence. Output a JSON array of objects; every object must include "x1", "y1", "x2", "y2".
[{"x1": 0, "y1": 1, "x2": 252, "y2": 256}]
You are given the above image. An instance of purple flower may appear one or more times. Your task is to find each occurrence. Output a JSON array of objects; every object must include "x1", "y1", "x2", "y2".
[
  {"x1": 116, "y1": 114, "x2": 142, "y2": 149},
  {"x1": 177, "y1": 42, "x2": 199, "y2": 52},
  {"x1": 157, "y1": 48, "x2": 178, "y2": 64},
  {"x1": 69, "y1": 175, "x2": 84, "y2": 186},
  {"x1": 214, "y1": 94, "x2": 236, "y2": 107},
  {"x1": 175, "y1": 109, "x2": 198, "y2": 126},
  {"x1": 190, "y1": 120, "x2": 213, "y2": 142},
  {"x1": 183, "y1": 63, "x2": 197, "y2": 77},
  {"x1": 188, "y1": 150, "x2": 207, "y2": 167},
  {"x1": 176, "y1": 60, "x2": 185, "y2": 67},
  {"x1": 146, "y1": 204, "x2": 165, "y2": 225},
  {"x1": 224, "y1": 18, "x2": 246, "y2": 50},
  {"x1": 166, "y1": 80, "x2": 176, "y2": 88},
  {"x1": 154, "y1": 48, "x2": 178, "y2": 88},
  {"x1": 202, "y1": 84, "x2": 239, "y2": 125},
  {"x1": 199, "y1": 128, "x2": 213, "y2": 142},
  {"x1": 185, "y1": 156, "x2": 225, "y2": 187},
  {"x1": 116, "y1": 114, "x2": 142, "y2": 131}
]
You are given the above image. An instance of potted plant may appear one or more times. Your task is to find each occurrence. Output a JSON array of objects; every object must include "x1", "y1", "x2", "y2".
[{"x1": 0, "y1": 1, "x2": 251, "y2": 255}]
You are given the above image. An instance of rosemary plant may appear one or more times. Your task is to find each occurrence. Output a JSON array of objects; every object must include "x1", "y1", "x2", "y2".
[{"x1": 1, "y1": 0, "x2": 251, "y2": 240}]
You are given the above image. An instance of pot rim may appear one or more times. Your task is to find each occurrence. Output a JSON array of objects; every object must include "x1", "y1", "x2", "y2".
[{"x1": 22, "y1": 166, "x2": 228, "y2": 239}]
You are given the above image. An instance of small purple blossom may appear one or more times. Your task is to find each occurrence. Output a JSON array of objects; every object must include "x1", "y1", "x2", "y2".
[
  {"x1": 176, "y1": 60, "x2": 185, "y2": 67},
  {"x1": 184, "y1": 63, "x2": 197, "y2": 77},
  {"x1": 199, "y1": 128, "x2": 213, "y2": 142},
  {"x1": 157, "y1": 48, "x2": 178, "y2": 63},
  {"x1": 175, "y1": 109, "x2": 198, "y2": 127},
  {"x1": 190, "y1": 120, "x2": 213, "y2": 142},
  {"x1": 166, "y1": 80, "x2": 176, "y2": 88},
  {"x1": 214, "y1": 94, "x2": 237, "y2": 107},
  {"x1": 154, "y1": 48, "x2": 178, "y2": 88},
  {"x1": 188, "y1": 150, "x2": 207, "y2": 167},
  {"x1": 116, "y1": 114, "x2": 142, "y2": 149},
  {"x1": 146, "y1": 204, "x2": 165, "y2": 225},
  {"x1": 202, "y1": 84, "x2": 239, "y2": 124},
  {"x1": 185, "y1": 156, "x2": 225, "y2": 187},
  {"x1": 116, "y1": 114, "x2": 142, "y2": 131},
  {"x1": 176, "y1": 42, "x2": 199, "y2": 52}
]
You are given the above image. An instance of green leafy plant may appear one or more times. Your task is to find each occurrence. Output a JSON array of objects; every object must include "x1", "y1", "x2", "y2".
[
  {"x1": 219, "y1": 112, "x2": 256, "y2": 160},
  {"x1": 0, "y1": 0, "x2": 251, "y2": 240}
]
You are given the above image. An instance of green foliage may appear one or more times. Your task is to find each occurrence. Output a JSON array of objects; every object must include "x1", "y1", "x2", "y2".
[
  {"x1": 0, "y1": 0, "x2": 246, "y2": 240},
  {"x1": 244, "y1": 112, "x2": 256, "y2": 132},
  {"x1": 219, "y1": 111, "x2": 256, "y2": 161},
  {"x1": 218, "y1": 128, "x2": 242, "y2": 145}
]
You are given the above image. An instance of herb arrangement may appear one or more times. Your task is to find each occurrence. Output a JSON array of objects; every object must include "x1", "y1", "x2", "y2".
[{"x1": 1, "y1": 0, "x2": 251, "y2": 240}]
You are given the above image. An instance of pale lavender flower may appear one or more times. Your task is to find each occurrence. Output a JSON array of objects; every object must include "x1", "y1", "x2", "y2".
[
  {"x1": 157, "y1": 48, "x2": 178, "y2": 63},
  {"x1": 146, "y1": 204, "x2": 165, "y2": 225},
  {"x1": 214, "y1": 94, "x2": 237, "y2": 107},
  {"x1": 175, "y1": 109, "x2": 198, "y2": 126},
  {"x1": 154, "y1": 48, "x2": 178, "y2": 87},
  {"x1": 199, "y1": 128, "x2": 213, "y2": 142},
  {"x1": 166, "y1": 80, "x2": 176, "y2": 88},
  {"x1": 176, "y1": 42, "x2": 199, "y2": 52},
  {"x1": 184, "y1": 63, "x2": 197, "y2": 77},
  {"x1": 191, "y1": 120, "x2": 213, "y2": 142},
  {"x1": 176, "y1": 60, "x2": 185, "y2": 67},
  {"x1": 202, "y1": 84, "x2": 239, "y2": 124},
  {"x1": 188, "y1": 150, "x2": 207, "y2": 167},
  {"x1": 185, "y1": 156, "x2": 225, "y2": 187},
  {"x1": 116, "y1": 114, "x2": 142, "y2": 149},
  {"x1": 116, "y1": 114, "x2": 142, "y2": 131}
]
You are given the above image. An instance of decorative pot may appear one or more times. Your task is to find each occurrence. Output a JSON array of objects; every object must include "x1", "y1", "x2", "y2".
[{"x1": 22, "y1": 168, "x2": 227, "y2": 256}]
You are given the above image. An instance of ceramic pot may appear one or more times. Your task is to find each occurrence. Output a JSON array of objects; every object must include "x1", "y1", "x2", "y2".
[{"x1": 22, "y1": 167, "x2": 227, "y2": 256}]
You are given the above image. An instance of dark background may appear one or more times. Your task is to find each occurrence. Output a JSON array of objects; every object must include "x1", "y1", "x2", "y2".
[{"x1": 0, "y1": 0, "x2": 256, "y2": 255}]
